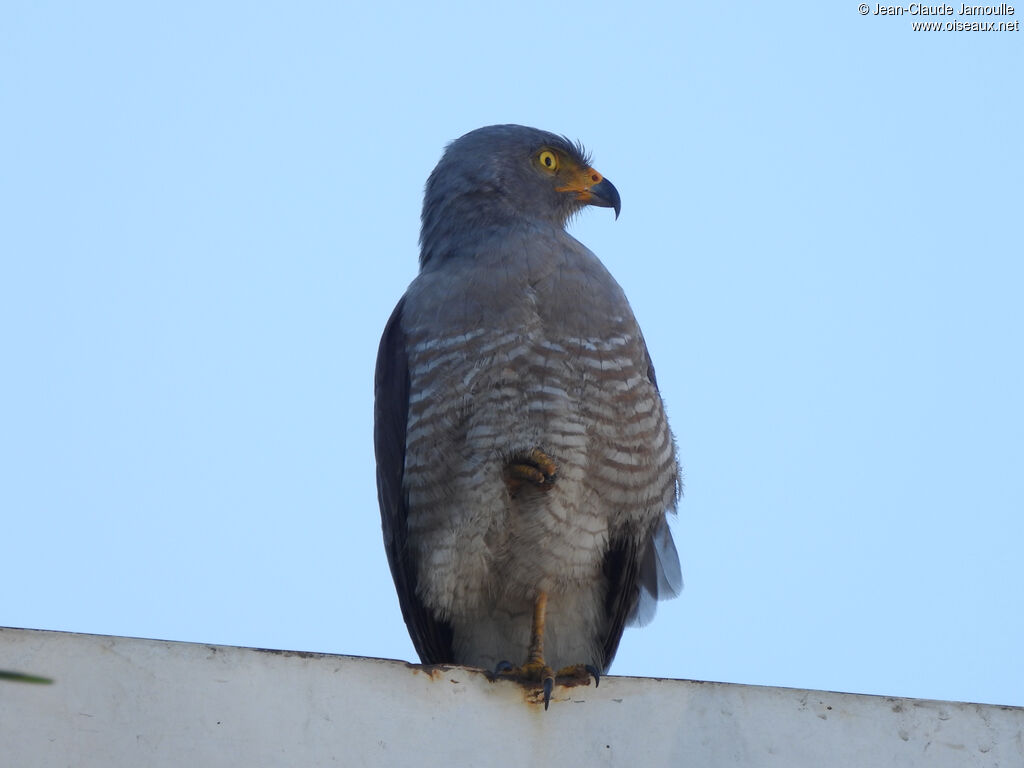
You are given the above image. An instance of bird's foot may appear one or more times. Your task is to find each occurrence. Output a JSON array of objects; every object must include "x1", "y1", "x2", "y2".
[
  {"x1": 494, "y1": 660, "x2": 599, "y2": 709},
  {"x1": 505, "y1": 448, "x2": 557, "y2": 495},
  {"x1": 495, "y1": 659, "x2": 557, "y2": 709},
  {"x1": 555, "y1": 663, "x2": 601, "y2": 689}
]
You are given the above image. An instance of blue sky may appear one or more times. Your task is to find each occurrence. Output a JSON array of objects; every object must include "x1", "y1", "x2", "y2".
[{"x1": 2, "y1": 3, "x2": 1021, "y2": 707}]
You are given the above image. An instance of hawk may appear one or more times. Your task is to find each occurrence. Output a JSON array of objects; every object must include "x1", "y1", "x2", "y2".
[{"x1": 374, "y1": 124, "x2": 681, "y2": 707}]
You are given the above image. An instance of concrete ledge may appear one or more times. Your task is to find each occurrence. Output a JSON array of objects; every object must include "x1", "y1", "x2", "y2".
[{"x1": 2, "y1": 626, "x2": 1021, "y2": 767}]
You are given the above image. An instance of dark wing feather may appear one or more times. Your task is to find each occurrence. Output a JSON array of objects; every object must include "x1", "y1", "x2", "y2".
[
  {"x1": 598, "y1": 343, "x2": 682, "y2": 671},
  {"x1": 600, "y1": 535, "x2": 642, "y2": 670},
  {"x1": 374, "y1": 298, "x2": 454, "y2": 663}
]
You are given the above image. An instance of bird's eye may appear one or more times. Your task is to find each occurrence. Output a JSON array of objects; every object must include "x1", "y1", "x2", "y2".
[{"x1": 538, "y1": 150, "x2": 558, "y2": 172}]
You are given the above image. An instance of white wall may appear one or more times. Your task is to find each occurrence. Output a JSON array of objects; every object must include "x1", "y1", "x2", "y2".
[{"x1": 1, "y1": 627, "x2": 1021, "y2": 767}]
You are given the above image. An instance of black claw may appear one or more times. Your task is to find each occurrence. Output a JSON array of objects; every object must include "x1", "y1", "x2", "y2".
[
  {"x1": 585, "y1": 664, "x2": 601, "y2": 688},
  {"x1": 542, "y1": 676, "x2": 554, "y2": 710},
  {"x1": 494, "y1": 660, "x2": 513, "y2": 674}
]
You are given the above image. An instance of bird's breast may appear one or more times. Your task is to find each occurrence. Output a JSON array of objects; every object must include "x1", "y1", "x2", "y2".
[{"x1": 399, "y1": 254, "x2": 676, "y2": 618}]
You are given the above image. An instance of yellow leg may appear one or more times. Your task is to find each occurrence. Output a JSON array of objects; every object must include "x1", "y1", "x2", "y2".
[
  {"x1": 495, "y1": 590, "x2": 556, "y2": 708},
  {"x1": 527, "y1": 591, "x2": 548, "y2": 666}
]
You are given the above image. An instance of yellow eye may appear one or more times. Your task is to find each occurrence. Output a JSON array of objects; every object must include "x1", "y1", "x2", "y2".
[{"x1": 538, "y1": 150, "x2": 558, "y2": 172}]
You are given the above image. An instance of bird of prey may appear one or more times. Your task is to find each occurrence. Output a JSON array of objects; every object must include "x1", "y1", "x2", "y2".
[{"x1": 374, "y1": 124, "x2": 681, "y2": 708}]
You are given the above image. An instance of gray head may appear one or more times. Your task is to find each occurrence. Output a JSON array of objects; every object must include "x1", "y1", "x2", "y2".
[{"x1": 419, "y1": 124, "x2": 621, "y2": 268}]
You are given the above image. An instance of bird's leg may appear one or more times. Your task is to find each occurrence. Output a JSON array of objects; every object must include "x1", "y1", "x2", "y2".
[
  {"x1": 529, "y1": 592, "x2": 599, "y2": 689},
  {"x1": 521, "y1": 590, "x2": 555, "y2": 690},
  {"x1": 530, "y1": 591, "x2": 557, "y2": 708},
  {"x1": 526, "y1": 590, "x2": 551, "y2": 664},
  {"x1": 505, "y1": 448, "x2": 557, "y2": 495},
  {"x1": 495, "y1": 590, "x2": 557, "y2": 708}
]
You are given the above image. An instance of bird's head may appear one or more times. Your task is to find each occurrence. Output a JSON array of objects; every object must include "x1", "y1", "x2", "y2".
[{"x1": 419, "y1": 124, "x2": 620, "y2": 267}]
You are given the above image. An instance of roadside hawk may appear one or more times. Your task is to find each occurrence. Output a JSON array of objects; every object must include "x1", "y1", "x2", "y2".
[{"x1": 374, "y1": 124, "x2": 681, "y2": 707}]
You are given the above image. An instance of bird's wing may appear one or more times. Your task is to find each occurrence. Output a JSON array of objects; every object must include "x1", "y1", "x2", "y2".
[
  {"x1": 599, "y1": 344, "x2": 683, "y2": 668},
  {"x1": 374, "y1": 298, "x2": 454, "y2": 664},
  {"x1": 600, "y1": 533, "x2": 643, "y2": 668}
]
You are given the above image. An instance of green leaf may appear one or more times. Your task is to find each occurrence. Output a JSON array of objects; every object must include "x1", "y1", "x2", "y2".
[{"x1": 0, "y1": 670, "x2": 54, "y2": 684}]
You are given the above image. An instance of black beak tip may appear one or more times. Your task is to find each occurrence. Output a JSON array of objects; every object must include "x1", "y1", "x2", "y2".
[{"x1": 590, "y1": 178, "x2": 621, "y2": 219}]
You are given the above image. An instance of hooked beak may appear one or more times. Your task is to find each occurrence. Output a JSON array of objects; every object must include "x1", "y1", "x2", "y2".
[
  {"x1": 556, "y1": 167, "x2": 622, "y2": 219},
  {"x1": 586, "y1": 176, "x2": 621, "y2": 219}
]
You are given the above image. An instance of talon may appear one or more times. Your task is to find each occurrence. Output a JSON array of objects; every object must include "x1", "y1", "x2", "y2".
[
  {"x1": 507, "y1": 463, "x2": 547, "y2": 486},
  {"x1": 525, "y1": 448, "x2": 557, "y2": 478},
  {"x1": 505, "y1": 448, "x2": 557, "y2": 493},
  {"x1": 553, "y1": 662, "x2": 598, "y2": 687},
  {"x1": 496, "y1": 660, "x2": 556, "y2": 706}
]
